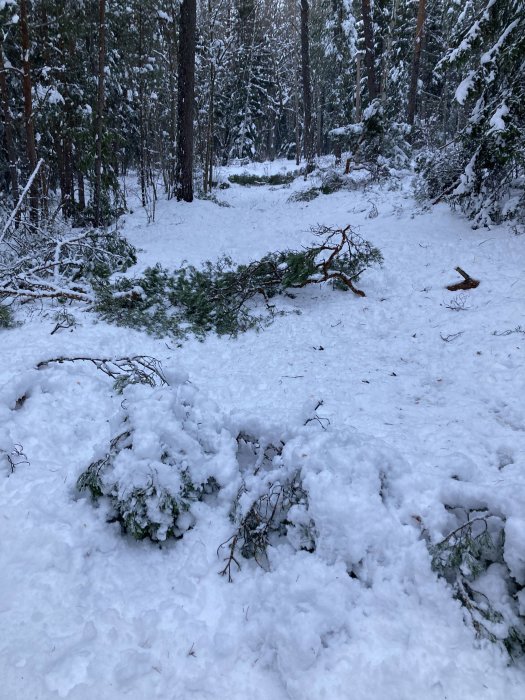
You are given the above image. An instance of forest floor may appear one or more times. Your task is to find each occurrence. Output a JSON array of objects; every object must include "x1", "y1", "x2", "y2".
[{"x1": 1, "y1": 160, "x2": 524, "y2": 699}]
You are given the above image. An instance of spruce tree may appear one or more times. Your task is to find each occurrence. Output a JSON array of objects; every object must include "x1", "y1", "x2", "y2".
[{"x1": 437, "y1": 0, "x2": 525, "y2": 224}]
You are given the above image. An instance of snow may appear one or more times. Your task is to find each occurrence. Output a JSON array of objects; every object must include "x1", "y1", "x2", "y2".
[
  {"x1": 1, "y1": 161, "x2": 525, "y2": 698},
  {"x1": 455, "y1": 70, "x2": 475, "y2": 105},
  {"x1": 480, "y1": 19, "x2": 519, "y2": 67},
  {"x1": 489, "y1": 102, "x2": 509, "y2": 133}
]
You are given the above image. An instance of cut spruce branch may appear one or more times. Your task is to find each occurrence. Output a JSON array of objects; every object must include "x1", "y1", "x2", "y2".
[
  {"x1": 447, "y1": 267, "x2": 480, "y2": 292},
  {"x1": 37, "y1": 355, "x2": 169, "y2": 390}
]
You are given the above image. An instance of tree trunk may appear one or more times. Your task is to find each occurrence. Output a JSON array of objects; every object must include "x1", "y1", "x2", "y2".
[
  {"x1": 316, "y1": 84, "x2": 324, "y2": 156},
  {"x1": 380, "y1": 0, "x2": 399, "y2": 104},
  {"x1": 77, "y1": 170, "x2": 86, "y2": 212},
  {"x1": 300, "y1": 0, "x2": 314, "y2": 170},
  {"x1": 0, "y1": 41, "x2": 19, "y2": 202},
  {"x1": 361, "y1": 0, "x2": 377, "y2": 101},
  {"x1": 203, "y1": 0, "x2": 215, "y2": 194},
  {"x1": 355, "y1": 52, "x2": 363, "y2": 122},
  {"x1": 175, "y1": 0, "x2": 196, "y2": 203},
  {"x1": 204, "y1": 68, "x2": 215, "y2": 193},
  {"x1": 407, "y1": 0, "x2": 426, "y2": 126},
  {"x1": 294, "y1": 66, "x2": 301, "y2": 165},
  {"x1": 93, "y1": 0, "x2": 106, "y2": 226},
  {"x1": 20, "y1": 0, "x2": 39, "y2": 220},
  {"x1": 138, "y1": 7, "x2": 147, "y2": 208}
]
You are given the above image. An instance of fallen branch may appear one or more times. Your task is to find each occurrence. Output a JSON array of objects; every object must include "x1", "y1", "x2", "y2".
[
  {"x1": 0, "y1": 222, "x2": 135, "y2": 306},
  {"x1": 432, "y1": 179, "x2": 461, "y2": 206},
  {"x1": 0, "y1": 158, "x2": 44, "y2": 245},
  {"x1": 36, "y1": 355, "x2": 169, "y2": 388},
  {"x1": 303, "y1": 399, "x2": 330, "y2": 430},
  {"x1": 1, "y1": 284, "x2": 91, "y2": 303}
]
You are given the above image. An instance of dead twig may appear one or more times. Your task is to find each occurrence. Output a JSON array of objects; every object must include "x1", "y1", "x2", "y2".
[
  {"x1": 304, "y1": 399, "x2": 330, "y2": 430},
  {"x1": 445, "y1": 294, "x2": 470, "y2": 312},
  {"x1": 218, "y1": 534, "x2": 242, "y2": 582},
  {"x1": 440, "y1": 331, "x2": 464, "y2": 342},
  {"x1": 5, "y1": 444, "x2": 29, "y2": 474},
  {"x1": 493, "y1": 326, "x2": 525, "y2": 337},
  {"x1": 36, "y1": 355, "x2": 169, "y2": 388}
]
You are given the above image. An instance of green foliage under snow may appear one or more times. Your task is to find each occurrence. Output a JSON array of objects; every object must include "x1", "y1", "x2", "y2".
[
  {"x1": 76, "y1": 384, "x2": 223, "y2": 542},
  {"x1": 77, "y1": 384, "x2": 316, "y2": 560},
  {"x1": 218, "y1": 434, "x2": 315, "y2": 580},
  {"x1": 429, "y1": 510, "x2": 525, "y2": 658},
  {"x1": 227, "y1": 171, "x2": 297, "y2": 187}
]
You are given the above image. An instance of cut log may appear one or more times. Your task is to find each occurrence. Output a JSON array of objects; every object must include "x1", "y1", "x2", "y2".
[{"x1": 447, "y1": 267, "x2": 480, "y2": 291}]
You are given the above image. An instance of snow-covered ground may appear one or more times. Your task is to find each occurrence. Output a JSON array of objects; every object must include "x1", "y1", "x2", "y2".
[{"x1": 1, "y1": 161, "x2": 524, "y2": 699}]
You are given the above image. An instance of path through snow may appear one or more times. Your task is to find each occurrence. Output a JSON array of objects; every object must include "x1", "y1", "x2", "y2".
[{"x1": 1, "y1": 162, "x2": 524, "y2": 699}]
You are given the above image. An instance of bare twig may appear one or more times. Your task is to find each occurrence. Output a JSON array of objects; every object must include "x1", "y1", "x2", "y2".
[
  {"x1": 218, "y1": 534, "x2": 242, "y2": 582},
  {"x1": 431, "y1": 178, "x2": 461, "y2": 206},
  {"x1": 4, "y1": 444, "x2": 29, "y2": 474},
  {"x1": 440, "y1": 331, "x2": 464, "y2": 342},
  {"x1": 493, "y1": 326, "x2": 525, "y2": 337},
  {"x1": 303, "y1": 399, "x2": 330, "y2": 430},
  {"x1": 445, "y1": 294, "x2": 470, "y2": 311},
  {"x1": 36, "y1": 355, "x2": 169, "y2": 387}
]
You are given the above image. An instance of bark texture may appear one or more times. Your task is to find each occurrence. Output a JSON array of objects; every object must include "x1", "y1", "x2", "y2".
[
  {"x1": 93, "y1": 0, "x2": 106, "y2": 226},
  {"x1": 175, "y1": 0, "x2": 197, "y2": 203},
  {"x1": 300, "y1": 0, "x2": 314, "y2": 169},
  {"x1": 361, "y1": 0, "x2": 378, "y2": 101},
  {"x1": 407, "y1": 0, "x2": 426, "y2": 126}
]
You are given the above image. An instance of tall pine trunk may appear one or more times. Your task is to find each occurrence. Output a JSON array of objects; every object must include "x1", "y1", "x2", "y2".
[
  {"x1": 138, "y1": 7, "x2": 147, "y2": 208},
  {"x1": 300, "y1": 0, "x2": 314, "y2": 170},
  {"x1": 407, "y1": 0, "x2": 426, "y2": 126},
  {"x1": 175, "y1": 0, "x2": 196, "y2": 203},
  {"x1": 361, "y1": 0, "x2": 377, "y2": 102},
  {"x1": 355, "y1": 52, "x2": 363, "y2": 122},
  {"x1": 0, "y1": 41, "x2": 19, "y2": 202},
  {"x1": 203, "y1": 0, "x2": 215, "y2": 194},
  {"x1": 93, "y1": 0, "x2": 106, "y2": 226},
  {"x1": 380, "y1": 0, "x2": 399, "y2": 104},
  {"x1": 20, "y1": 0, "x2": 39, "y2": 220}
]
